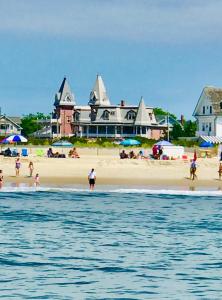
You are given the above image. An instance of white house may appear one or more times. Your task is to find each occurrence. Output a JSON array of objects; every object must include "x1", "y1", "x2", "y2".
[
  {"x1": 193, "y1": 86, "x2": 222, "y2": 138},
  {"x1": 0, "y1": 115, "x2": 22, "y2": 136}
]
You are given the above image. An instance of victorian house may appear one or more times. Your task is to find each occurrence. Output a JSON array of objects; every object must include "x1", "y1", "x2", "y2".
[{"x1": 36, "y1": 75, "x2": 167, "y2": 139}]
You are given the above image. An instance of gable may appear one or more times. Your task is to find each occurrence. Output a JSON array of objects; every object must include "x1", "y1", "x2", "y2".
[{"x1": 193, "y1": 88, "x2": 212, "y2": 116}]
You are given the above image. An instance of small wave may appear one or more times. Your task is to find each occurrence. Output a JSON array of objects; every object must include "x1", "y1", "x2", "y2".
[{"x1": 0, "y1": 185, "x2": 222, "y2": 197}]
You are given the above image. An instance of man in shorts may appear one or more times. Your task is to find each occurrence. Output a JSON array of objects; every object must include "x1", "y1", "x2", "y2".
[{"x1": 88, "y1": 168, "x2": 96, "y2": 191}]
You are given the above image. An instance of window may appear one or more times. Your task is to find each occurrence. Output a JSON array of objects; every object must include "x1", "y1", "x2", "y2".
[
  {"x1": 202, "y1": 123, "x2": 205, "y2": 131},
  {"x1": 209, "y1": 123, "x2": 212, "y2": 132},
  {"x1": 149, "y1": 113, "x2": 153, "y2": 121},
  {"x1": 107, "y1": 126, "x2": 115, "y2": 134},
  {"x1": 203, "y1": 106, "x2": 205, "y2": 114},
  {"x1": 142, "y1": 127, "x2": 146, "y2": 134},
  {"x1": 117, "y1": 126, "x2": 121, "y2": 134},
  {"x1": 210, "y1": 106, "x2": 212, "y2": 114},
  {"x1": 127, "y1": 111, "x2": 136, "y2": 120},
  {"x1": 220, "y1": 102, "x2": 222, "y2": 110},
  {"x1": 123, "y1": 126, "x2": 134, "y2": 134},
  {"x1": 102, "y1": 110, "x2": 110, "y2": 120},
  {"x1": 110, "y1": 111, "x2": 115, "y2": 116},
  {"x1": 73, "y1": 112, "x2": 80, "y2": 122}
]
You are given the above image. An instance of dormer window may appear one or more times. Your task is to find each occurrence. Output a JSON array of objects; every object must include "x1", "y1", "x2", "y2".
[
  {"x1": 203, "y1": 106, "x2": 205, "y2": 114},
  {"x1": 127, "y1": 110, "x2": 136, "y2": 120},
  {"x1": 102, "y1": 110, "x2": 110, "y2": 120}
]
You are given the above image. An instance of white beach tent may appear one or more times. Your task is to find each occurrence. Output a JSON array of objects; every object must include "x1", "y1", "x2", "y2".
[{"x1": 155, "y1": 140, "x2": 184, "y2": 158}]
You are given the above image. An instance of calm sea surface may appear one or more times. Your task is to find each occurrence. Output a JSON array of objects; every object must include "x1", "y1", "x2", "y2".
[{"x1": 0, "y1": 187, "x2": 222, "y2": 299}]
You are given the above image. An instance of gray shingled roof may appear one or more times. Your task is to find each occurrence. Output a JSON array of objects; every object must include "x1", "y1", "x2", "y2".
[
  {"x1": 134, "y1": 97, "x2": 152, "y2": 125},
  {"x1": 54, "y1": 77, "x2": 75, "y2": 106},
  {"x1": 204, "y1": 86, "x2": 222, "y2": 115}
]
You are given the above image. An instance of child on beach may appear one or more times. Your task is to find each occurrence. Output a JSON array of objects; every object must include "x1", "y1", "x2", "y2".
[
  {"x1": 28, "y1": 161, "x2": 34, "y2": 177},
  {"x1": 88, "y1": 168, "x2": 96, "y2": 191},
  {"x1": 218, "y1": 163, "x2": 222, "y2": 180},
  {"x1": 0, "y1": 170, "x2": 3, "y2": 188},
  {"x1": 15, "y1": 158, "x2": 21, "y2": 176},
  {"x1": 34, "y1": 173, "x2": 40, "y2": 186}
]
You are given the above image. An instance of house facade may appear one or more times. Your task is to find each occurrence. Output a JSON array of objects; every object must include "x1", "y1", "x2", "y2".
[
  {"x1": 193, "y1": 86, "x2": 222, "y2": 137},
  {"x1": 0, "y1": 115, "x2": 22, "y2": 136},
  {"x1": 37, "y1": 75, "x2": 167, "y2": 139}
]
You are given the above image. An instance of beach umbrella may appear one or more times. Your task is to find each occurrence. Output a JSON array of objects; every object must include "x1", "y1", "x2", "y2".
[
  {"x1": 51, "y1": 140, "x2": 73, "y2": 147},
  {"x1": 155, "y1": 140, "x2": 173, "y2": 146},
  {"x1": 120, "y1": 139, "x2": 141, "y2": 146},
  {"x1": 199, "y1": 141, "x2": 213, "y2": 148},
  {"x1": 5, "y1": 135, "x2": 28, "y2": 143}
]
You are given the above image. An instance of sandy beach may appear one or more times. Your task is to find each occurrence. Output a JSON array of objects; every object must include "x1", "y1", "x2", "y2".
[{"x1": 0, "y1": 147, "x2": 221, "y2": 190}]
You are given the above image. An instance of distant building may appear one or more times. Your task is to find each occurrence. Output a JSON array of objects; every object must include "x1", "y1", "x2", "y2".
[
  {"x1": 0, "y1": 115, "x2": 22, "y2": 136},
  {"x1": 36, "y1": 75, "x2": 167, "y2": 139},
  {"x1": 193, "y1": 86, "x2": 222, "y2": 138}
]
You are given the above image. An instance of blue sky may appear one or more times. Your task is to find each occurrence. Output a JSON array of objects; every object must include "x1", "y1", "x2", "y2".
[{"x1": 0, "y1": 0, "x2": 222, "y2": 118}]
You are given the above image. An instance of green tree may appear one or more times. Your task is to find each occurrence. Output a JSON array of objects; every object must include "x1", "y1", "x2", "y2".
[
  {"x1": 170, "y1": 120, "x2": 197, "y2": 139},
  {"x1": 183, "y1": 120, "x2": 197, "y2": 137},
  {"x1": 21, "y1": 113, "x2": 50, "y2": 136},
  {"x1": 153, "y1": 107, "x2": 177, "y2": 120}
]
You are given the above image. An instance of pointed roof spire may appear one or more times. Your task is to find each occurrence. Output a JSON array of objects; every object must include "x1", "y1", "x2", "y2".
[
  {"x1": 134, "y1": 97, "x2": 150, "y2": 125},
  {"x1": 54, "y1": 77, "x2": 75, "y2": 107},
  {"x1": 88, "y1": 74, "x2": 111, "y2": 106}
]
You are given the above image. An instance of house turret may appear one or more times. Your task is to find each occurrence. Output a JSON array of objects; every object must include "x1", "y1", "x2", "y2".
[
  {"x1": 54, "y1": 77, "x2": 75, "y2": 107},
  {"x1": 134, "y1": 97, "x2": 150, "y2": 126},
  {"x1": 88, "y1": 75, "x2": 110, "y2": 106}
]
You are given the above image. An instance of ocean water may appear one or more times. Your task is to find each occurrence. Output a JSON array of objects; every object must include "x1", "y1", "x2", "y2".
[{"x1": 0, "y1": 187, "x2": 222, "y2": 299}]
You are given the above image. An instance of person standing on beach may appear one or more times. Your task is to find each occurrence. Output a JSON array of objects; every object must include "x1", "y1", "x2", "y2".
[
  {"x1": 34, "y1": 173, "x2": 40, "y2": 186},
  {"x1": 218, "y1": 163, "x2": 222, "y2": 180},
  {"x1": 88, "y1": 168, "x2": 96, "y2": 191},
  {"x1": 15, "y1": 158, "x2": 21, "y2": 177},
  {"x1": 0, "y1": 170, "x2": 3, "y2": 188},
  {"x1": 28, "y1": 161, "x2": 34, "y2": 177},
  {"x1": 190, "y1": 159, "x2": 197, "y2": 180}
]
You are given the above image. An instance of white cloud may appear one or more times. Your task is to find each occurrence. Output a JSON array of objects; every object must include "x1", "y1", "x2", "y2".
[{"x1": 0, "y1": 0, "x2": 222, "y2": 43}]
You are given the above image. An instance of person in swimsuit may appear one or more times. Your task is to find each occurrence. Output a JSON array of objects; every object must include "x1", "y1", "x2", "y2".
[
  {"x1": 28, "y1": 161, "x2": 34, "y2": 177},
  {"x1": 0, "y1": 170, "x2": 3, "y2": 188},
  {"x1": 34, "y1": 173, "x2": 40, "y2": 186},
  {"x1": 218, "y1": 163, "x2": 222, "y2": 180},
  {"x1": 15, "y1": 158, "x2": 21, "y2": 176},
  {"x1": 88, "y1": 168, "x2": 96, "y2": 191}
]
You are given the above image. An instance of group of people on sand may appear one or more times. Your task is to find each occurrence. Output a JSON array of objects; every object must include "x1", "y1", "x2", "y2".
[
  {"x1": 120, "y1": 150, "x2": 145, "y2": 159},
  {"x1": 47, "y1": 147, "x2": 80, "y2": 159},
  {"x1": 0, "y1": 157, "x2": 96, "y2": 191}
]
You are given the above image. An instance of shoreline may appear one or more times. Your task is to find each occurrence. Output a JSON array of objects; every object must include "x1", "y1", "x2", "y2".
[{"x1": 3, "y1": 176, "x2": 222, "y2": 191}]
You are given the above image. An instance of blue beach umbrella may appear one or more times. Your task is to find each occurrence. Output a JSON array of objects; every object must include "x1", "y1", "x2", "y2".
[
  {"x1": 120, "y1": 139, "x2": 141, "y2": 146},
  {"x1": 52, "y1": 140, "x2": 73, "y2": 147},
  {"x1": 155, "y1": 140, "x2": 172, "y2": 146},
  {"x1": 199, "y1": 141, "x2": 213, "y2": 148}
]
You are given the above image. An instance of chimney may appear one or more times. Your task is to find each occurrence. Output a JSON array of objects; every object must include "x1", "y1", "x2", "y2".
[
  {"x1": 180, "y1": 114, "x2": 184, "y2": 125},
  {"x1": 120, "y1": 100, "x2": 125, "y2": 107}
]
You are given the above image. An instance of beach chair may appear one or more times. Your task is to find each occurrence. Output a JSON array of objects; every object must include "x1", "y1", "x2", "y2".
[
  {"x1": 36, "y1": 149, "x2": 44, "y2": 157},
  {"x1": 11, "y1": 149, "x2": 18, "y2": 157},
  {"x1": 22, "y1": 148, "x2": 28, "y2": 156}
]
